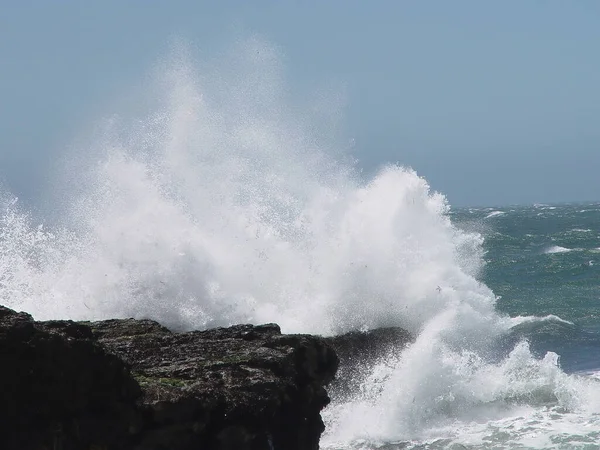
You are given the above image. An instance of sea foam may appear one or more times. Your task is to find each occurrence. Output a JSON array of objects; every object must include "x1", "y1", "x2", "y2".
[{"x1": 1, "y1": 38, "x2": 600, "y2": 448}]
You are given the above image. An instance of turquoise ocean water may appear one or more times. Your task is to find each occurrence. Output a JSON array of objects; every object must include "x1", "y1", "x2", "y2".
[{"x1": 456, "y1": 203, "x2": 600, "y2": 374}]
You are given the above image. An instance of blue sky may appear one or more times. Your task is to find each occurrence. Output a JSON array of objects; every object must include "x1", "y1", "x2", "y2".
[{"x1": 1, "y1": 1, "x2": 599, "y2": 206}]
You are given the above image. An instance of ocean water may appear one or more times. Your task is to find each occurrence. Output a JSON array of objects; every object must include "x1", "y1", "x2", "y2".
[
  {"x1": 1, "y1": 40, "x2": 600, "y2": 449},
  {"x1": 462, "y1": 204, "x2": 600, "y2": 375}
]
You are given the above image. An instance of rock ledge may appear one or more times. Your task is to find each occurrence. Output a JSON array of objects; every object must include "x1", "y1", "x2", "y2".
[{"x1": 0, "y1": 306, "x2": 338, "y2": 450}]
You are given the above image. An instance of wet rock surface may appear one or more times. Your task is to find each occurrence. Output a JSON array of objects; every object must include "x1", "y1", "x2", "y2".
[
  {"x1": 0, "y1": 306, "x2": 141, "y2": 450},
  {"x1": 90, "y1": 320, "x2": 339, "y2": 450},
  {"x1": 1, "y1": 304, "x2": 413, "y2": 450},
  {"x1": 324, "y1": 327, "x2": 414, "y2": 397},
  {"x1": 324, "y1": 327, "x2": 413, "y2": 363},
  {"x1": 0, "y1": 306, "x2": 338, "y2": 450}
]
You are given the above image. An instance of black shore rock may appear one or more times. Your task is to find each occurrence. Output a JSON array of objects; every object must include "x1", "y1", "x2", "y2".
[
  {"x1": 0, "y1": 305, "x2": 413, "y2": 450},
  {"x1": 323, "y1": 327, "x2": 414, "y2": 397},
  {"x1": 0, "y1": 306, "x2": 338, "y2": 450}
]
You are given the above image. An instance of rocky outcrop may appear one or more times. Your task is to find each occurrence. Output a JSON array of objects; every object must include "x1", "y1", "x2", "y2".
[
  {"x1": 87, "y1": 319, "x2": 338, "y2": 450},
  {"x1": 0, "y1": 303, "x2": 415, "y2": 450},
  {"x1": 0, "y1": 306, "x2": 338, "y2": 450},
  {"x1": 324, "y1": 327, "x2": 413, "y2": 364},
  {"x1": 324, "y1": 327, "x2": 413, "y2": 398},
  {"x1": 0, "y1": 306, "x2": 141, "y2": 450}
]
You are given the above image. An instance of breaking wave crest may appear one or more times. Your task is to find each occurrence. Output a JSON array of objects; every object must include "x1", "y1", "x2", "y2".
[{"x1": 1, "y1": 38, "x2": 599, "y2": 447}]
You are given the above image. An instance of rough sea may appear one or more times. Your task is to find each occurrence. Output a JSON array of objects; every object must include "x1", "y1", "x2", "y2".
[{"x1": 1, "y1": 40, "x2": 599, "y2": 449}]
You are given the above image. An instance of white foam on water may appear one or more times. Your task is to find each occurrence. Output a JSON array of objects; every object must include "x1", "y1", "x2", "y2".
[
  {"x1": 2, "y1": 38, "x2": 600, "y2": 448},
  {"x1": 544, "y1": 245, "x2": 573, "y2": 254},
  {"x1": 485, "y1": 210, "x2": 505, "y2": 219},
  {"x1": 509, "y1": 315, "x2": 575, "y2": 327},
  {"x1": 322, "y1": 341, "x2": 600, "y2": 447}
]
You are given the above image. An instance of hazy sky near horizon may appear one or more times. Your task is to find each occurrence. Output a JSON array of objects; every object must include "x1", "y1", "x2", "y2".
[{"x1": 1, "y1": 1, "x2": 599, "y2": 207}]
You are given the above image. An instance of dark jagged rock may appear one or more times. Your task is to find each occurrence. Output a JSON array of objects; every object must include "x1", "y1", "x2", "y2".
[
  {"x1": 324, "y1": 327, "x2": 413, "y2": 363},
  {"x1": 323, "y1": 327, "x2": 414, "y2": 397},
  {"x1": 0, "y1": 306, "x2": 141, "y2": 450},
  {"x1": 0, "y1": 306, "x2": 338, "y2": 450},
  {"x1": 90, "y1": 320, "x2": 338, "y2": 450},
  {"x1": 1, "y1": 303, "x2": 411, "y2": 450}
]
